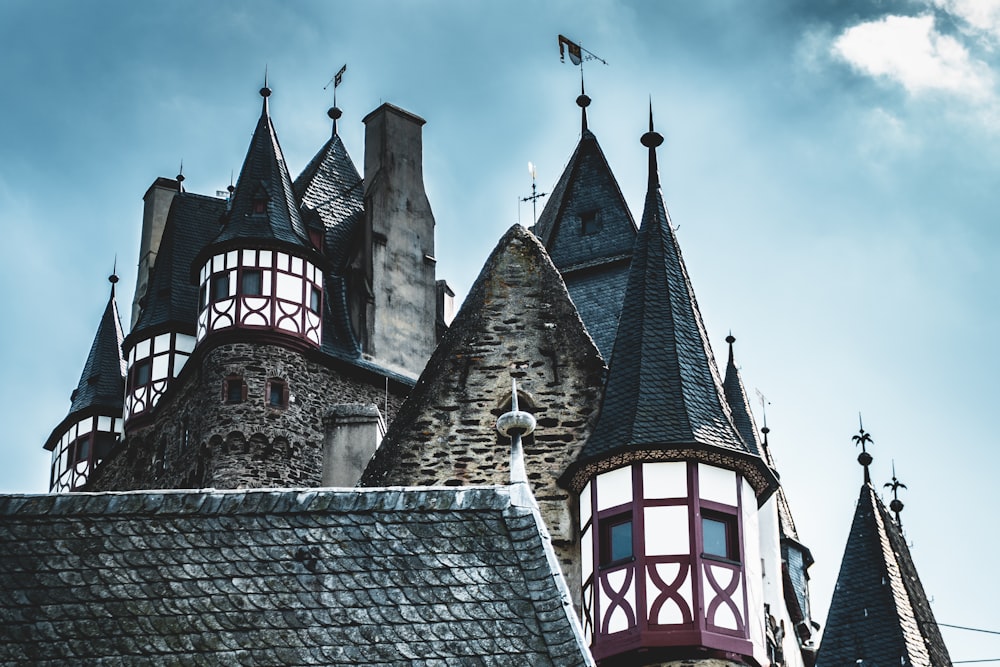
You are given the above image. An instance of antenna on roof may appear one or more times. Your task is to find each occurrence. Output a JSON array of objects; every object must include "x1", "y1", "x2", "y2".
[{"x1": 521, "y1": 162, "x2": 548, "y2": 226}]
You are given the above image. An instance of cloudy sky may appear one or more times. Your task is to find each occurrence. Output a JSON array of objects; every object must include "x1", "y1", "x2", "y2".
[{"x1": 1, "y1": 0, "x2": 997, "y2": 658}]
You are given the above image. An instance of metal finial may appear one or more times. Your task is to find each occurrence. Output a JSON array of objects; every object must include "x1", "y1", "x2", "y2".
[
  {"x1": 884, "y1": 460, "x2": 907, "y2": 524},
  {"x1": 260, "y1": 66, "x2": 271, "y2": 98},
  {"x1": 577, "y1": 70, "x2": 591, "y2": 132},
  {"x1": 496, "y1": 378, "x2": 536, "y2": 486},
  {"x1": 640, "y1": 99, "x2": 664, "y2": 148},
  {"x1": 852, "y1": 415, "x2": 874, "y2": 483},
  {"x1": 109, "y1": 256, "x2": 119, "y2": 288}
]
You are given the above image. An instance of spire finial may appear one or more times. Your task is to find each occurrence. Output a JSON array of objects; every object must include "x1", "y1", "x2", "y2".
[
  {"x1": 496, "y1": 378, "x2": 536, "y2": 485},
  {"x1": 325, "y1": 64, "x2": 347, "y2": 137},
  {"x1": 884, "y1": 460, "x2": 907, "y2": 525},
  {"x1": 852, "y1": 414, "x2": 874, "y2": 484},
  {"x1": 725, "y1": 332, "x2": 736, "y2": 366},
  {"x1": 640, "y1": 99, "x2": 664, "y2": 188},
  {"x1": 260, "y1": 66, "x2": 271, "y2": 103},
  {"x1": 576, "y1": 71, "x2": 591, "y2": 132},
  {"x1": 109, "y1": 256, "x2": 119, "y2": 294},
  {"x1": 176, "y1": 159, "x2": 185, "y2": 191}
]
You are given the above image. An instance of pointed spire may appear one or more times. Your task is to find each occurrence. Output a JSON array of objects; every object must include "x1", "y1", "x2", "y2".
[
  {"x1": 817, "y1": 480, "x2": 951, "y2": 664},
  {"x1": 722, "y1": 333, "x2": 762, "y2": 456},
  {"x1": 565, "y1": 109, "x2": 776, "y2": 499},
  {"x1": 640, "y1": 100, "x2": 663, "y2": 190}
]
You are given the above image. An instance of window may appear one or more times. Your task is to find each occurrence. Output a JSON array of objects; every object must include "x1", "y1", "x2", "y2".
[
  {"x1": 211, "y1": 273, "x2": 230, "y2": 302},
  {"x1": 253, "y1": 198, "x2": 267, "y2": 214},
  {"x1": 198, "y1": 284, "x2": 208, "y2": 310},
  {"x1": 73, "y1": 435, "x2": 90, "y2": 463},
  {"x1": 267, "y1": 378, "x2": 288, "y2": 408},
  {"x1": 309, "y1": 285, "x2": 322, "y2": 314},
  {"x1": 702, "y1": 512, "x2": 739, "y2": 561},
  {"x1": 94, "y1": 432, "x2": 116, "y2": 460},
  {"x1": 242, "y1": 269, "x2": 263, "y2": 296},
  {"x1": 132, "y1": 359, "x2": 152, "y2": 389},
  {"x1": 599, "y1": 513, "x2": 634, "y2": 566},
  {"x1": 224, "y1": 376, "x2": 246, "y2": 404},
  {"x1": 581, "y1": 210, "x2": 602, "y2": 235}
]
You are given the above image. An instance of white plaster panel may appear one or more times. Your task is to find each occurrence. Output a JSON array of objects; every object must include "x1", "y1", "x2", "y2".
[
  {"x1": 581, "y1": 525, "x2": 593, "y2": 583},
  {"x1": 176, "y1": 334, "x2": 195, "y2": 354},
  {"x1": 277, "y1": 317, "x2": 298, "y2": 333},
  {"x1": 97, "y1": 416, "x2": 112, "y2": 431},
  {"x1": 742, "y1": 478, "x2": 766, "y2": 652},
  {"x1": 291, "y1": 256, "x2": 303, "y2": 275},
  {"x1": 699, "y1": 463, "x2": 737, "y2": 506},
  {"x1": 601, "y1": 569, "x2": 636, "y2": 634},
  {"x1": 580, "y1": 482, "x2": 592, "y2": 528},
  {"x1": 226, "y1": 250, "x2": 238, "y2": 269},
  {"x1": 152, "y1": 355, "x2": 169, "y2": 380},
  {"x1": 75, "y1": 418, "x2": 92, "y2": 437},
  {"x1": 199, "y1": 264, "x2": 207, "y2": 283},
  {"x1": 597, "y1": 466, "x2": 633, "y2": 511},
  {"x1": 276, "y1": 273, "x2": 300, "y2": 302},
  {"x1": 134, "y1": 338, "x2": 150, "y2": 360},
  {"x1": 277, "y1": 252, "x2": 289, "y2": 271},
  {"x1": 646, "y1": 562, "x2": 691, "y2": 624},
  {"x1": 242, "y1": 249, "x2": 254, "y2": 266},
  {"x1": 212, "y1": 254, "x2": 224, "y2": 273},
  {"x1": 642, "y1": 461, "x2": 687, "y2": 499},
  {"x1": 702, "y1": 563, "x2": 743, "y2": 631},
  {"x1": 644, "y1": 505, "x2": 690, "y2": 556}
]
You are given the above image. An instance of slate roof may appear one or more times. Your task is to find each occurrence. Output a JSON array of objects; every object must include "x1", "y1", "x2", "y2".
[
  {"x1": 0, "y1": 485, "x2": 593, "y2": 666},
  {"x1": 532, "y1": 127, "x2": 636, "y2": 360},
  {"x1": 45, "y1": 282, "x2": 126, "y2": 450},
  {"x1": 126, "y1": 192, "x2": 226, "y2": 349},
  {"x1": 208, "y1": 91, "x2": 311, "y2": 253},
  {"x1": 568, "y1": 128, "x2": 776, "y2": 498},
  {"x1": 722, "y1": 336, "x2": 762, "y2": 458},
  {"x1": 816, "y1": 482, "x2": 951, "y2": 666},
  {"x1": 294, "y1": 126, "x2": 365, "y2": 272}
]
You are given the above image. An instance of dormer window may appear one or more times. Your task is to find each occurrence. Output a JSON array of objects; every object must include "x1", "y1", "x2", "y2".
[
  {"x1": 581, "y1": 210, "x2": 602, "y2": 235},
  {"x1": 253, "y1": 198, "x2": 267, "y2": 214}
]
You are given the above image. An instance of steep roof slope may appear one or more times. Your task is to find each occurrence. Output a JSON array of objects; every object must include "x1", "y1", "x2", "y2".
[
  {"x1": 816, "y1": 483, "x2": 951, "y2": 666},
  {"x1": 0, "y1": 486, "x2": 593, "y2": 666},
  {"x1": 362, "y1": 224, "x2": 605, "y2": 495},
  {"x1": 565, "y1": 120, "x2": 775, "y2": 499},
  {"x1": 532, "y1": 122, "x2": 636, "y2": 360}
]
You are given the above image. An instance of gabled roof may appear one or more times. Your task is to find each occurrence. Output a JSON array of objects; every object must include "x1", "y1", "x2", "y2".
[
  {"x1": 0, "y1": 486, "x2": 593, "y2": 666},
  {"x1": 294, "y1": 127, "x2": 364, "y2": 272},
  {"x1": 126, "y1": 192, "x2": 226, "y2": 348},
  {"x1": 361, "y1": 224, "x2": 604, "y2": 496},
  {"x1": 209, "y1": 89, "x2": 311, "y2": 252},
  {"x1": 817, "y1": 483, "x2": 951, "y2": 666},
  {"x1": 567, "y1": 122, "x2": 776, "y2": 499},
  {"x1": 532, "y1": 127, "x2": 636, "y2": 360}
]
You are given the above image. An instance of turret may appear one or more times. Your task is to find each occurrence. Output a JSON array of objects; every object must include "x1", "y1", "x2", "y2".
[
  {"x1": 193, "y1": 82, "x2": 327, "y2": 351},
  {"x1": 44, "y1": 274, "x2": 126, "y2": 491},
  {"x1": 561, "y1": 109, "x2": 777, "y2": 666}
]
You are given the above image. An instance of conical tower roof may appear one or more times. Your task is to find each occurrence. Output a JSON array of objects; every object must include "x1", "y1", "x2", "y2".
[
  {"x1": 564, "y1": 113, "x2": 776, "y2": 500},
  {"x1": 532, "y1": 96, "x2": 636, "y2": 360},
  {"x1": 208, "y1": 85, "x2": 311, "y2": 253},
  {"x1": 361, "y1": 224, "x2": 604, "y2": 497},
  {"x1": 45, "y1": 278, "x2": 125, "y2": 450},
  {"x1": 722, "y1": 335, "x2": 762, "y2": 458},
  {"x1": 817, "y1": 481, "x2": 951, "y2": 665}
]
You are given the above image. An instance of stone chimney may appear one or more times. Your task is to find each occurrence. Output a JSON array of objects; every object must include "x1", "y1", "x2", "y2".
[
  {"x1": 131, "y1": 177, "x2": 180, "y2": 328},
  {"x1": 322, "y1": 403, "x2": 384, "y2": 487},
  {"x1": 361, "y1": 103, "x2": 437, "y2": 379}
]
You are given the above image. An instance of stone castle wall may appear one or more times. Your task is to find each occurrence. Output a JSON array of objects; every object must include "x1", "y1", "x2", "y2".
[{"x1": 89, "y1": 342, "x2": 407, "y2": 491}]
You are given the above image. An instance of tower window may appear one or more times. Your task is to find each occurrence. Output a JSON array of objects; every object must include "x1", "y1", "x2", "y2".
[
  {"x1": 73, "y1": 435, "x2": 90, "y2": 464},
  {"x1": 702, "y1": 512, "x2": 739, "y2": 561},
  {"x1": 211, "y1": 273, "x2": 230, "y2": 302},
  {"x1": 242, "y1": 269, "x2": 263, "y2": 297},
  {"x1": 267, "y1": 378, "x2": 289, "y2": 408},
  {"x1": 253, "y1": 198, "x2": 267, "y2": 214},
  {"x1": 581, "y1": 210, "x2": 602, "y2": 235},
  {"x1": 132, "y1": 359, "x2": 152, "y2": 389},
  {"x1": 600, "y1": 513, "x2": 634, "y2": 566},
  {"x1": 223, "y1": 376, "x2": 247, "y2": 404},
  {"x1": 309, "y1": 286, "x2": 322, "y2": 314}
]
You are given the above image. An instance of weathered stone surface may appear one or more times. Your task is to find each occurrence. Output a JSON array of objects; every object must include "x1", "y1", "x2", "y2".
[
  {"x1": 90, "y1": 342, "x2": 406, "y2": 491},
  {"x1": 360, "y1": 224, "x2": 606, "y2": 606}
]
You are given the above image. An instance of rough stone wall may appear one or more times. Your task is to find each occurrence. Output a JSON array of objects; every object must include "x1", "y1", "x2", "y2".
[
  {"x1": 361, "y1": 225, "x2": 606, "y2": 606},
  {"x1": 90, "y1": 342, "x2": 406, "y2": 491}
]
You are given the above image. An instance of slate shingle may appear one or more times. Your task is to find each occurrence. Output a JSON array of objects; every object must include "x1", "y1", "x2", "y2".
[{"x1": 0, "y1": 486, "x2": 593, "y2": 666}]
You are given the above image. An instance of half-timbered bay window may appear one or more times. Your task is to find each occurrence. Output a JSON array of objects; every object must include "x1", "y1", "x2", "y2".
[
  {"x1": 124, "y1": 332, "x2": 196, "y2": 423},
  {"x1": 197, "y1": 249, "x2": 323, "y2": 346},
  {"x1": 580, "y1": 461, "x2": 763, "y2": 662},
  {"x1": 48, "y1": 414, "x2": 123, "y2": 492}
]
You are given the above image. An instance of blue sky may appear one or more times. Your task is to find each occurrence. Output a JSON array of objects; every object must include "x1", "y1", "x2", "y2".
[{"x1": 1, "y1": 0, "x2": 997, "y2": 658}]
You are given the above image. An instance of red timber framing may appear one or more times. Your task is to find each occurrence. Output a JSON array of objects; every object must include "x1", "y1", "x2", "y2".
[
  {"x1": 197, "y1": 249, "x2": 323, "y2": 347},
  {"x1": 47, "y1": 413, "x2": 123, "y2": 492},
  {"x1": 124, "y1": 331, "x2": 196, "y2": 423},
  {"x1": 583, "y1": 461, "x2": 759, "y2": 665}
]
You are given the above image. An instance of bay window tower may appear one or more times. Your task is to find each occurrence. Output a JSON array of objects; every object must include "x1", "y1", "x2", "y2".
[
  {"x1": 562, "y1": 110, "x2": 778, "y2": 666},
  {"x1": 193, "y1": 82, "x2": 327, "y2": 350}
]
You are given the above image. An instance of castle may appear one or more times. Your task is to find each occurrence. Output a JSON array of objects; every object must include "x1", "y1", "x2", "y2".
[{"x1": 1, "y1": 78, "x2": 952, "y2": 665}]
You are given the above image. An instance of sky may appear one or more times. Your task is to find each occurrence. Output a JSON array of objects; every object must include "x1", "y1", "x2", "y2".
[{"x1": 0, "y1": 0, "x2": 997, "y2": 659}]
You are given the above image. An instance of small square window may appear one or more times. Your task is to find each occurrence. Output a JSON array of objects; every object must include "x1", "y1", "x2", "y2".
[
  {"x1": 267, "y1": 379, "x2": 288, "y2": 408},
  {"x1": 599, "y1": 513, "x2": 633, "y2": 566},
  {"x1": 242, "y1": 269, "x2": 263, "y2": 297},
  {"x1": 133, "y1": 360, "x2": 152, "y2": 388},
  {"x1": 211, "y1": 273, "x2": 230, "y2": 302},
  {"x1": 253, "y1": 198, "x2": 267, "y2": 214},
  {"x1": 74, "y1": 435, "x2": 90, "y2": 463},
  {"x1": 309, "y1": 285, "x2": 322, "y2": 314},
  {"x1": 702, "y1": 512, "x2": 739, "y2": 561},
  {"x1": 581, "y1": 210, "x2": 602, "y2": 236},
  {"x1": 224, "y1": 377, "x2": 245, "y2": 404}
]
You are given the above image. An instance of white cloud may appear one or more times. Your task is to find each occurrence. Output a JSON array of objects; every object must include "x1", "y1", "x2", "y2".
[
  {"x1": 933, "y1": 0, "x2": 1000, "y2": 42},
  {"x1": 832, "y1": 14, "x2": 994, "y2": 99}
]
